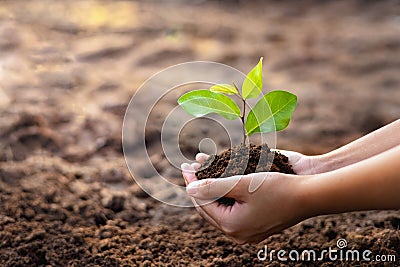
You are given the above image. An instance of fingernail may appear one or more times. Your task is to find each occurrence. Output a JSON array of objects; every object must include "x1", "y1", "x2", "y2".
[
  {"x1": 181, "y1": 163, "x2": 190, "y2": 170},
  {"x1": 186, "y1": 184, "x2": 198, "y2": 196}
]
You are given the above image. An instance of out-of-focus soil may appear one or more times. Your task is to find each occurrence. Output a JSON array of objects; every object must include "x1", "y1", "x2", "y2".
[{"x1": 0, "y1": 1, "x2": 399, "y2": 266}]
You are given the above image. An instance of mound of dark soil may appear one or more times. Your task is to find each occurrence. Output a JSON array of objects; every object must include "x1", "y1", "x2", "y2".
[
  {"x1": 196, "y1": 144, "x2": 295, "y2": 205},
  {"x1": 1, "y1": 1, "x2": 400, "y2": 266}
]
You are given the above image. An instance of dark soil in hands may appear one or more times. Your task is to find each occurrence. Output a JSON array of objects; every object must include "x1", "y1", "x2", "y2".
[
  {"x1": 1, "y1": 1, "x2": 399, "y2": 266},
  {"x1": 196, "y1": 144, "x2": 295, "y2": 205}
]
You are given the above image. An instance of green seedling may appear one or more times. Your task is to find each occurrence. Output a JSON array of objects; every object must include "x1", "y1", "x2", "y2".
[{"x1": 178, "y1": 58, "x2": 297, "y2": 144}]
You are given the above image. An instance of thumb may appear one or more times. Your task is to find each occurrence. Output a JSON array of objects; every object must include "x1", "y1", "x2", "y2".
[{"x1": 186, "y1": 176, "x2": 249, "y2": 200}]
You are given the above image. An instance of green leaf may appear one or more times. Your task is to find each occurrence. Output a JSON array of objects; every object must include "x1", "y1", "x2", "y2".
[
  {"x1": 210, "y1": 84, "x2": 239, "y2": 95},
  {"x1": 245, "y1": 90, "x2": 297, "y2": 135},
  {"x1": 178, "y1": 89, "x2": 241, "y2": 120},
  {"x1": 242, "y1": 57, "x2": 263, "y2": 99}
]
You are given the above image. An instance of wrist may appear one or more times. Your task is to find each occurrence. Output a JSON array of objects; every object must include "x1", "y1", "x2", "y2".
[
  {"x1": 296, "y1": 171, "x2": 358, "y2": 217},
  {"x1": 292, "y1": 175, "x2": 320, "y2": 219},
  {"x1": 313, "y1": 153, "x2": 340, "y2": 173},
  {"x1": 294, "y1": 173, "x2": 340, "y2": 218}
]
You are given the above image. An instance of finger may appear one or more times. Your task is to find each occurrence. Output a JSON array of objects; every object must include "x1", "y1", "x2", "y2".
[
  {"x1": 181, "y1": 163, "x2": 197, "y2": 184},
  {"x1": 195, "y1": 194, "x2": 249, "y2": 234},
  {"x1": 193, "y1": 197, "x2": 228, "y2": 226},
  {"x1": 196, "y1": 153, "x2": 209, "y2": 164},
  {"x1": 183, "y1": 165, "x2": 220, "y2": 228},
  {"x1": 186, "y1": 175, "x2": 250, "y2": 200},
  {"x1": 182, "y1": 163, "x2": 225, "y2": 230},
  {"x1": 181, "y1": 163, "x2": 190, "y2": 185},
  {"x1": 190, "y1": 197, "x2": 221, "y2": 229},
  {"x1": 248, "y1": 172, "x2": 269, "y2": 193},
  {"x1": 191, "y1": 162, "x2": 201, "y2": 171},
  {"x1": 183, "y1": 166, "x2": 221, "y2": 229}
]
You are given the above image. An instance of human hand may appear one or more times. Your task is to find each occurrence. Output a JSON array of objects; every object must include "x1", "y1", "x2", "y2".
[
  {"x1": 271, "y1": 149, "x2": 324, "y2": 175},
  {"x1": 181, "y1": 157, "x2": 312, "y2": 244}
]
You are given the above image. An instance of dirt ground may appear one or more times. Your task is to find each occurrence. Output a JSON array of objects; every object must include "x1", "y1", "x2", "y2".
[{"x1": 0, "y1": 0, "x2": 399, "y2": 266}]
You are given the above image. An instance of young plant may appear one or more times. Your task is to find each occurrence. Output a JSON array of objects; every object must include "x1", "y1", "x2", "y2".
[{"x1": 178, "y1": 58, "x2": 297, "y2": 145}]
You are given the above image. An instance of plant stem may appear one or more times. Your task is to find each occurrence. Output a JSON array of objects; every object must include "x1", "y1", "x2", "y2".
[
  {"x1": 241, "y1": 97, "x2": 247, "y2": 145},
  {"x1": 233, "y1": 82, "x2": 248, "y2": 145}
]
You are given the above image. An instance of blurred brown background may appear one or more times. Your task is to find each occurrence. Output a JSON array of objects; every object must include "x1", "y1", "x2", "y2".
[{"x1": 0, "y1": 1, "x2": 399, "y2": 266}]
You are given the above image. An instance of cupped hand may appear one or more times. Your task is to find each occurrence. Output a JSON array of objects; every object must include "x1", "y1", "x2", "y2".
[
  {"x1": 271, "y1": 149, "x2": 323, "y2": 175},
  {"x1": 181, "y1": 154, "x2": 312, "y2": 244}
]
